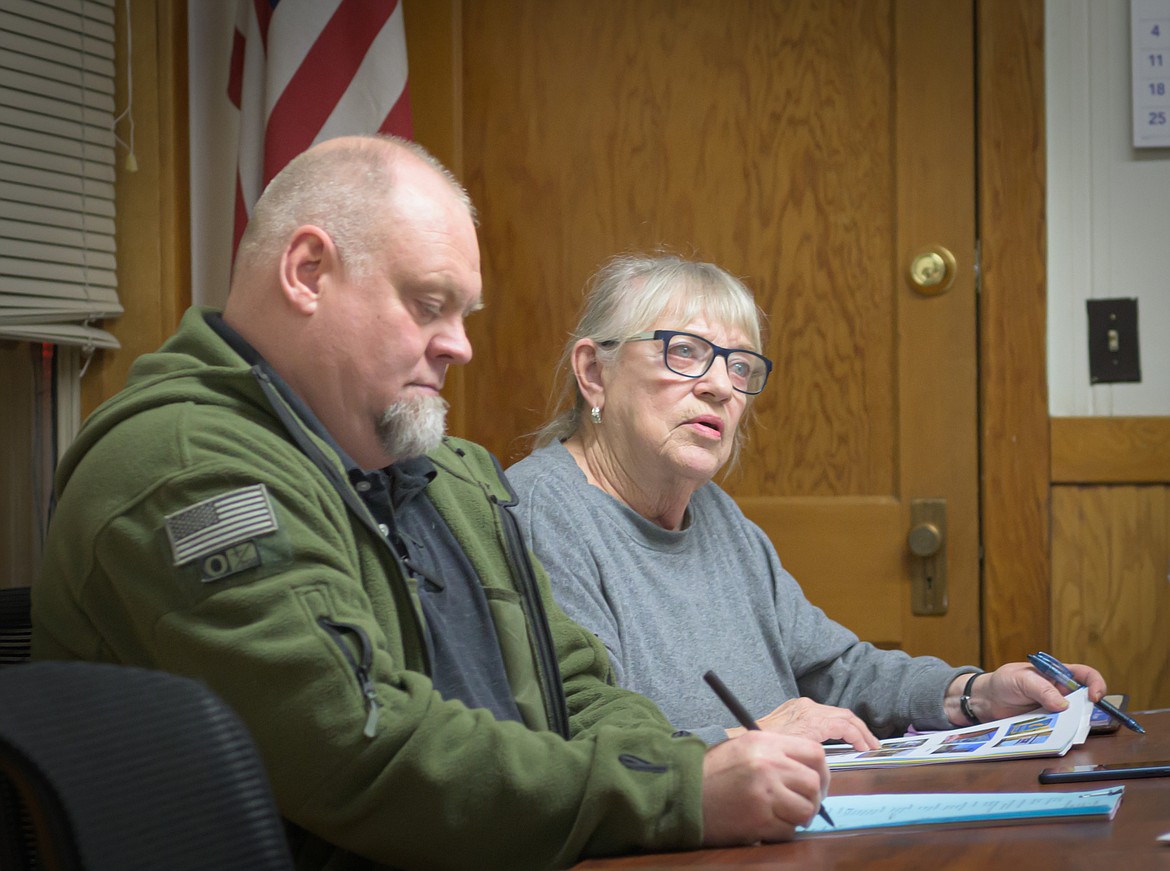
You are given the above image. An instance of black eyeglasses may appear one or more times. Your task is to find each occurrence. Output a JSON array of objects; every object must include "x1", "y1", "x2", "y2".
[{"x1": 620, "y1": 329, "x2": 772, "y2": 395}]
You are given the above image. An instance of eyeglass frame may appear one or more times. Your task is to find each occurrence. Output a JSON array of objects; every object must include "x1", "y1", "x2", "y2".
[{"x1": 609, "y1": 329, "x2": 773, "y2": 395}]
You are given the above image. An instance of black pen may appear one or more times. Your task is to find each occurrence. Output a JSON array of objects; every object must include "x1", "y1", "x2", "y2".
[{"x1": 703, "y1": 670, "x2": 835, "y2": 828}]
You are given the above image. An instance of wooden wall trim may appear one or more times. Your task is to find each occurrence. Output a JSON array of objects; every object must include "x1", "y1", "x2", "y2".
[
  {"x1": 1051, "y1": 484, "x2": 1170, "y2": 710},
  {"x1": 85, "y1": 0, "x2": 190, "y2": 416},
  {"x1": 158, "y1": 2, "x2": 191, "y2": 333},
  {"x1": 1051, "y1": 417, "x2": 1170, "y2": 483},
  {"x1": 402, "y1": 0, "x2": 466, "y2": 434},
  {"x1": 978, "y1": 0, "x2": 1051, "y2": 668},
  {"x1": 403, "y1": 0, "x2": 463, "y2": 177}
]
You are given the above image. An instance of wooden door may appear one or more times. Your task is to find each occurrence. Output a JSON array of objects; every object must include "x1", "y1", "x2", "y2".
[{"x1": 409, "y1": 0, "x2": 979, "y2": 664}]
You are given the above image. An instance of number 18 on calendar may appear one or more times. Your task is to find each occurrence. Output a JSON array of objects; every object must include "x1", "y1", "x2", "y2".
[{"x1": 1133, "y1": 0, "x2": 1170, "y2": 147}]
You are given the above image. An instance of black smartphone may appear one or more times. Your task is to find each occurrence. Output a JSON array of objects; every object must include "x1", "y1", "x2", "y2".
[{"x1": 1038, "y1": 759, "x2": 1170, "y2": 784}]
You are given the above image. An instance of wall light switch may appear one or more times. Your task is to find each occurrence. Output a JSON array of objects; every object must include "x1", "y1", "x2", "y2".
[{"x1": 1087, "y1": 298, "x2": 1141, "y2": 384}]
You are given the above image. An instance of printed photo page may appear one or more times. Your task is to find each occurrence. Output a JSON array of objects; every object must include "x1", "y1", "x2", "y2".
[{"x1": 826, "y1": 687, "x2": 1093, "y2": 770}]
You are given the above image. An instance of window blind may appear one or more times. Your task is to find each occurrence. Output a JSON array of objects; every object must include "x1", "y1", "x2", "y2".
[{"x1": 0, "y1": 0, "x2": 120, "y2": 350}]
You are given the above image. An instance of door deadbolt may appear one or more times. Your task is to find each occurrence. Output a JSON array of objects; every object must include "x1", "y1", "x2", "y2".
[{"x1": 908, "y1": 246, "x2": 957, "y2": 295}]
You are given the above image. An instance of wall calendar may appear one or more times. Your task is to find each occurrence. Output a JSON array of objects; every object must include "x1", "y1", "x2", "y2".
[{"x1": 1133, "y1": 0, "x2": 1170, "y2": 147}]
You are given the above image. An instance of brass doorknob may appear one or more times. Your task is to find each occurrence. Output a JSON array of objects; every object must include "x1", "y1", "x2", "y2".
[
  {"x1": 909, "y1": 498, "x2": 947, "y2": 615},
  {"x1": 908, "y1": 246, "x2": 957, "y2": 295},
  {"x1": 908, "y1": 522, "x2": 943, "y2": 557}
]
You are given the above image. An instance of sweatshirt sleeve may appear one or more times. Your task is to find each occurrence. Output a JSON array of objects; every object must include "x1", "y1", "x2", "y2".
[{"x1": 753, "y1": 522, "x2": 972, "y2": 736}]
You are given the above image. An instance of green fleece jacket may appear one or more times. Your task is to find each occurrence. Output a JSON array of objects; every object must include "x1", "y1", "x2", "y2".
[{"x1": 32, "y1": 307, "x2": 706, "y2": 870}]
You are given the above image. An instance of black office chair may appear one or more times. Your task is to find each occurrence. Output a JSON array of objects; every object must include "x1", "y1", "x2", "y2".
[
  {"x1": 0, "y1": 585, "x2": 35, "y2": 866},
  {"x1": 0, "y1": 586, "x2": 32, "y2": 667},
  {"x1": 0, "y1": 660, "x2": 294, "y2": 870}
]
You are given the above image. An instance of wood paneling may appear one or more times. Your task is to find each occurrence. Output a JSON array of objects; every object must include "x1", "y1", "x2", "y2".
[
  {"x1": 459, "y1": 1, "x2": 902, "y2": 477},
  {"x1": 1052, "y1": 417, "x2": 1170, "y2": 484},
  {"x1": 978, "y1": 0, "x2": 1052, "y2": 668},
  {"x1": 402, "y1": 0, "x2": 462, "y2": 178},
  {"x1": 83, "y1": 0, "x2": 190, "y2": 416},
  {"x1": 1052, "y1": 485, "x2": 1170, "y2": 711},
  {"x1": 1050, "y1": 417, "x2": 1170, "y2": 707},
  {"x1": 738, "y1": 496, "x2": 905, "y2": 647}
]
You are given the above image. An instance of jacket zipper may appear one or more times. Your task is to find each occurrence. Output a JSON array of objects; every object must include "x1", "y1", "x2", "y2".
[
  {"x1": 252, "y1": 367, "x2": 430, "y2": 671},
  {"x1": 317, "y1": 617, "x2": 381, "y2": 738},
  {"x1": 493, "y1": 496, "x2": 571, "y2": 738}
]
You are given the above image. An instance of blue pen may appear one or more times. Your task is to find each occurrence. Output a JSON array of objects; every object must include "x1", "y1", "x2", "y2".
[{"x1": 1027, "y1": 651, "x2": 1145, "y2": 735}]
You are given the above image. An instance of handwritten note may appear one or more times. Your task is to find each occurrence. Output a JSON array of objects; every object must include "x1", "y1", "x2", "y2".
[{"x1": 799, "y1": 787, "x2": 1124, "y2": 835}]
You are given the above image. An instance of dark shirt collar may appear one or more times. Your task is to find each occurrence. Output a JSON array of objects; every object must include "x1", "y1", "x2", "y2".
[
  {"x1": 384, "y1": 457, "x2": 436, "y2": 509},
  {"x1": 204, "y1": 311, "x2": 436, "y2": 490}
]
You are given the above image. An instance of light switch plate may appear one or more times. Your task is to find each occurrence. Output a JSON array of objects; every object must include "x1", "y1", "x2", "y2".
[{"x1": 1087, "y1": 298, "x2": 1141, "y2": 384}]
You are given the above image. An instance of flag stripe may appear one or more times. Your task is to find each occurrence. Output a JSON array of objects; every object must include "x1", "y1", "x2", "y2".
[
  {"x1": 261, "y1": 0, "x2": 340, "y2": 107},
  {"x1": 263, "y1": 1, "x2": 397, "y2": 182},
  {"x1": 175, "y1": 503, "x2": 272, "y2": 553},
  {"x1": 379, "y1": 87, "x2": 413, "y2": 138},
  {"x1": 254, "y1": 0, "x2": 276, "y2": 52},
  {"x1": 227, "y1": 26, "x2": 246, "y2": 109},
  {"x1": 317, "y1": 2, "x2": 411, "y2": 143},
  {"x1": 228, "y1": 0, "x2": 412, "y2": 259}
]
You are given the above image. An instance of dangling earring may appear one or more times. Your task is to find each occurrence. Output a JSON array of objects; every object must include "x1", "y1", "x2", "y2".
[{"x1": 590, "y1": 406, "x2": 602, "y2": 425}]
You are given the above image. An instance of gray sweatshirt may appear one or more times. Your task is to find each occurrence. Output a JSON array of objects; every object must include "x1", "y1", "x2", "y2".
[{"x1": 507, "y1": 441, "x2": 973, "y2": 743}]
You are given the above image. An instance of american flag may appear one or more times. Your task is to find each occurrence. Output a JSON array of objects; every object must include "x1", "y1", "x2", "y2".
[
  {"x1": 165, "y1": 484, "x2": 279, "y2": 566},
  {"x1": 227, "y1": 0, "x2": 413, "y2": 256}
]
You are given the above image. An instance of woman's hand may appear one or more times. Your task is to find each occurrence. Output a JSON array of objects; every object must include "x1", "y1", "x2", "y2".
[
  {"x1": 725, "y1": 697, "x2": 881, "y2": 751},
  {"x1": 947, "y1": 661, "x2": 1108, "y2": 725}
]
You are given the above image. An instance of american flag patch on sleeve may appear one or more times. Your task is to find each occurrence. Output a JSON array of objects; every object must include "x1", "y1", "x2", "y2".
[{"x1": 164, "y1": 484, "x2": 279, "y2": 566}]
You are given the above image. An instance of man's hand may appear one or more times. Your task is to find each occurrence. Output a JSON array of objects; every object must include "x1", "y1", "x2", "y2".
[
  {"x1": 947, "y1": 661, "x2": 1108, "y2": 725},
  {"x1": 725, "y1": 697, "x2": 881, "y2": 751},
  {"x1": 700, "y1": 732, "x2": 829, "y2": 846}
]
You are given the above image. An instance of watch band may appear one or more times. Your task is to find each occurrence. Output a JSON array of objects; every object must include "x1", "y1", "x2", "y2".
[{"x1": 960, "y1": 672, "x2": 981, "y2": 725}]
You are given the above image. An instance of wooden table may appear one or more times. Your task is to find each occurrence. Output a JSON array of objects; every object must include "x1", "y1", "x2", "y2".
[{"x1": 574, "y1": 710, "x2": 1170, "y2": 869}]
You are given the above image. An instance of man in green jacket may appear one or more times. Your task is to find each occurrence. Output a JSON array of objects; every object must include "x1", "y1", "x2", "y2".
[{"x1": 32, "y1": 135, "x2": 828, "y2": 870}]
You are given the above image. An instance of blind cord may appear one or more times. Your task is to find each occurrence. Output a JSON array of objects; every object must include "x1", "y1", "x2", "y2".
[{"x1": 112, "y1": 0, "x2": 137, "y2": 172}]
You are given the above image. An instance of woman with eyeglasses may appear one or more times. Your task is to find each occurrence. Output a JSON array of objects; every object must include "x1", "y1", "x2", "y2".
[{"x1": 507, "y1": 252, "x2": 1107, "y2": 747}]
